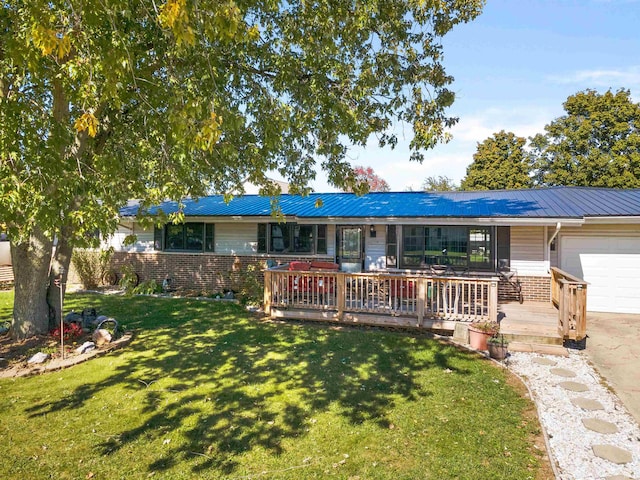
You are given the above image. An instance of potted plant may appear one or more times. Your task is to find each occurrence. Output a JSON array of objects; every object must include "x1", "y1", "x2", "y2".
[
  {"x1": 468, "y1": 321, "x2": 500, "y2": 350},
  {"x1": 487, "y1": 334, "x2": 509, "y2": 360}
]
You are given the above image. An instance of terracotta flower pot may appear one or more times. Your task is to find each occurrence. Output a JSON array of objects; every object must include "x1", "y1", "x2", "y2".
[{"x1": 468, "y1": 326, "x2": 493, "y2": 350}]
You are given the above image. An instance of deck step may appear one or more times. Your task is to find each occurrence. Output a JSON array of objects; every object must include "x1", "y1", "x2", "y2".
[
  {"x1": 0, "y1": 266, "x2": 13, "y2": 283},
  {"x1": 501, "y1": 331, "x2": 563, "y2": 346},
  {"x1": 508, "y1": 341, "x2": 569, "y2": 357}
]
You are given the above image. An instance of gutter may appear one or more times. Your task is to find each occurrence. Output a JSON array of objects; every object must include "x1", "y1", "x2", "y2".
[
  {"x1": 546, "y1": 222, "x2": 561, "y2": 272},
  {"x1": 548, "y1": 222, "x2": 561, "y2": 247}
]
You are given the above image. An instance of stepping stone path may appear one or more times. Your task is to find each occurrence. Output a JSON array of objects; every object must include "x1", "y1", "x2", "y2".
[
  {"x1": 593, "y1": 445, "x2": 634, "y2": 465},
  {"x1": 559, "y1": 381, "x2": 590, "y2": 392},
  {"x1": 571, "y1": 397, "x2": 605, "y2": 411},
  {"x1": 550, "y1": 367, "x2": 577, "y2": 378},
  {"x1": 536, "y1": 358, "x2": 635, "y2": 472},
  {"x1": 532, "y1": 357, "x2": 557, "y2": 366},
  {"x1": 582, "y1": 418, "x2": 619, "y2": 434}
]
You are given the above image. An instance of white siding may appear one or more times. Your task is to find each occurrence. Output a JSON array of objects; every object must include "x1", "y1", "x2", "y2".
[
  {"x1": 365, "y1": 225, "x2": 386, "y2": 271},
  {"x1": 215, "y1": 223, "x2": 257, "y2": 254},
  {"x1": 105, "y1": 223, "x2": 155, "y2": 253},
  {"x1": 510, "y1": 226, "x2": 548, "y2": 275}
]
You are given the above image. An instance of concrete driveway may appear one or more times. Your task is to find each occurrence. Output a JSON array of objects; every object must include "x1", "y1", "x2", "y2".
[{"x1": 584, "y1": 312, "x2": 640, "y2": 423}]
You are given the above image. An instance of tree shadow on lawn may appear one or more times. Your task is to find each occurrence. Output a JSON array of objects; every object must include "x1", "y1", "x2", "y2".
[{"x1": 24, "y1": 294, "x2": 474, "y2": 476}]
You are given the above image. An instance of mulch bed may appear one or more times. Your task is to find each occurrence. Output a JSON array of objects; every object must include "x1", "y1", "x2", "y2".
[{"x1": 0, "y1": 331, "x2": 133, "y2": 378}]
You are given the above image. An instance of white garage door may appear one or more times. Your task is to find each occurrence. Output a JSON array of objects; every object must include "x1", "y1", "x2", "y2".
[{"x1": 560, "y1": 236, "x2": 640, "y2": 314}]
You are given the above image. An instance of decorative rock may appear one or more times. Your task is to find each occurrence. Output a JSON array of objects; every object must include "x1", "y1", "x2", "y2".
[
  {"x1": 64, "y1": 311, "x2": 83, "y2": 323},
  {"x1": 582, "y1": 418, "x2": 619, "y2": 434},
  {"x1": 453, "y1": 323, "x2": 469, "y2": 344},
  {"x1": 27, "y1": 352, "x2": 50, "y2": 364},
  {"x1": 592, "y1": 444, "x2": 633, "y2": 465},
  {"x1": 559, "y1": 381, "x2": 589, "y2": 392},
  {"x1": 571, "y1": 397, "x2": 605, "y2": 411},
  {"x1": 75, "y1": 341, "x2": 96, "y2": 354},
  {"x1": 532, "y1": 357, "x2": 557, "y2": 366},
  {"x1": 92, "y1": 329, "x2": 112, "y2": 346},
  {"x1": 550, "y1": 367, "x2": 577, "y2": 378}
]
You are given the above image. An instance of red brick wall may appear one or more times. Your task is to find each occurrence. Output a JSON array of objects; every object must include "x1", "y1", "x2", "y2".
[
  {"x1": 109, "y1": 252, "x2": 333, "y2": 293},
  {"x1": 498, "y1": 275, "x2": 551, "y2": 303}
]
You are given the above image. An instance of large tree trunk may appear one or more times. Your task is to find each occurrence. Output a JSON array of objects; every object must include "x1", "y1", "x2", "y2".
[
  {"x1": 10, "y1": 227, "x2": 54, "y2": 340},
  {"x1": 46, "y1": 225, "x2": 74, "y2": 328}
]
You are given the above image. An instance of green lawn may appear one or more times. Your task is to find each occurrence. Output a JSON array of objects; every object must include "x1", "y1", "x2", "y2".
[{"x1": 0, "y1": 291, "x2": 547, "y2": 479}]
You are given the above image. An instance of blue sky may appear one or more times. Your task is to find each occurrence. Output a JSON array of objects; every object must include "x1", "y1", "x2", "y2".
[{"x1": 308, "y1": 0, "x2": 640, "y2": 192}]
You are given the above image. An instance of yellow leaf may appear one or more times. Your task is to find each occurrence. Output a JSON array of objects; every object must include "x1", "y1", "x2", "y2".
[
  {"x1": 74, "y1": 112, "x2": 99, "y2": 138},
  {"x1": 195, "y1": 112, "x2": 223, "y2": 151},
  {"x1": 31, "y1": 24, "x2": 72, "y2": 60},
  {"x1": 56, "y1": 35, "x2": 71, "y2": 60},
  {"x1": 31, "y1": 24, "x2": 57, "y2": 56}
]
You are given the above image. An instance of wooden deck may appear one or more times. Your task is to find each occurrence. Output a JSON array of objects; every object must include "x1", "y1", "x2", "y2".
[
  {"x1": 0, "y1": 266, "x2": 13, "y2": 283},
  {"x1": 264, "y1": 265, "x2": 586, "y2": 352},
  {"x1": 499, "y1": 301, "x2": 564, "y2": 346}
]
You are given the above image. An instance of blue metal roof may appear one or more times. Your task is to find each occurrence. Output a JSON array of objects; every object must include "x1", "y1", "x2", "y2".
[{"x1": 120, "y1": 187, "x2": 640, "y2": 220}]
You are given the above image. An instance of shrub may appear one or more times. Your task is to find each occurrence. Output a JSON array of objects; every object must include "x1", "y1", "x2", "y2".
[
  {"x1": 132, "y1": 279, "x2": 162, "y2": 295},
  {"x1": 119, "y1": 264, "x2": 140, "y2": 294},
  {"x1": 72, "y1": 248, "x2": 113, "y2": 289}
]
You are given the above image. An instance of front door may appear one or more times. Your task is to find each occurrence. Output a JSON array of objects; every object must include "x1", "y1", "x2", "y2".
[{"x1": 337, "y1": 226, "x2": 363, "y2": 272}]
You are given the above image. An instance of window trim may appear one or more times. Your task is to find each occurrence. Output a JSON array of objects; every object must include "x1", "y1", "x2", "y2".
[
  {"x1": 399, "y1": 225, "x2": 497, "y2": 271},
  {"x1": 260, "y1": 222, "x2": 328, "y2": 255},
  {"x1": 155, "y1": 222, "x2": 215, "y2": 253}
]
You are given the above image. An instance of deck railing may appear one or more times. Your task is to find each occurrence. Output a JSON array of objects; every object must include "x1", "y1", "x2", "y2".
[
  {"x1": 550, "y1": 267, "x2": 587, "y2": 341},
  {"x1": 264, "y1": 269, "x2": 498, "y2": 329}
]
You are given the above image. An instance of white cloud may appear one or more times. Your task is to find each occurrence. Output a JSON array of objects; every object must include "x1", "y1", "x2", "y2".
[
  {"x1": 547, "y1": 67, "x2": 640, "y2": 88},
  {"x1": 450, "y1": 107, "x2": 551, "y2": 144}
]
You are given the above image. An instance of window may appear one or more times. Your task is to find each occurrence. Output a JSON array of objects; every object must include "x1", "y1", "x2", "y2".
[
  {"x1": 155, "y1": 223, "x2": 214, "y2": 252},
  {"x1": 205, "y1": 224, "x2": 215, "y2": 252},
  {"x1": 154, "y1": 226, "x2": 163, "y2": 250},
  {"x1": 386, "y1": 225, "x2": 397, "y2": 268},
  {"x1": 316, "y1": 225, "x2": 327, "y2": 254},
  {"x1": 261, "y1": 223, "x2": 327, "y2": 254},
  {"x1": 469, "y1": 228, "x2": 492, "y2": 269},
  {"x1": 257, "y1": 224, "x2": 267, "y2": 253},
  {"x1": 497, "y1": 226, "x2": 510, "y2": 270},
  {"x1": 400, "y1": 225, "x2": 495, "y2": 271}
]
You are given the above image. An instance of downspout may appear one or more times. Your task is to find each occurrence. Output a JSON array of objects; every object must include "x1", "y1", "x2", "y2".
[{"x1": 547, "y1": 222, "x2": 561, "y2": 273}]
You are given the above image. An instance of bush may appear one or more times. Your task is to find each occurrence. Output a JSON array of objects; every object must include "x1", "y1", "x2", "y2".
[
  {"x1": 72, "y1": 249, "x2": 113, "y2": 289},
  {"x1": 238, "y1": 263, "x2": 265, "y2": 306},
  {"x1": 132, "y1": 279, "x2": 162, "y2": 295},
  {"x1": 119, "y1": 264, "x2": 140, "y2": 295}
]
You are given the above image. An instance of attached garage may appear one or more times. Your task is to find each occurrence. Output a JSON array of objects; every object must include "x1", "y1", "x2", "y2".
[{"x1": 560, "y1": 235, "x2": 640, "y2": 314}]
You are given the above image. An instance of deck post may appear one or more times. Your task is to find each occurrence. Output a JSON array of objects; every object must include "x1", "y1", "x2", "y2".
[
  {"x1": 575, "y1": 284, "x2": 587, "y2": 340},
  {"x1": 417, "y1": 277, "x2": 426, "y2": 327},
  {"x1": 489, "y1": 278, "x2": 498, "y2": 322},
  {"x1": 336, "y1": 273, "x2": 346, "y2": 320},
  {"x1": 263, "y1": 270, "x2": 272, "y2": 316}
]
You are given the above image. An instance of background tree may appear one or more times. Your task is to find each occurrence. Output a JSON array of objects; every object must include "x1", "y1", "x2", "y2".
[
  {"x1": 1, "y1": 0, "x2": 483, "y2": 339},
  {"x1": 460, "y1": 130, "x2": 533, "y2": 190},
  {"x1": 345, "y1": 165, "x2": 391, "y2": 192},
  {"x1": 421, "y1": 175, "x2": 457, "y2": 191},
  {"x1": 530, "y1": 89, "x2": 640, "y2": 187}
]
